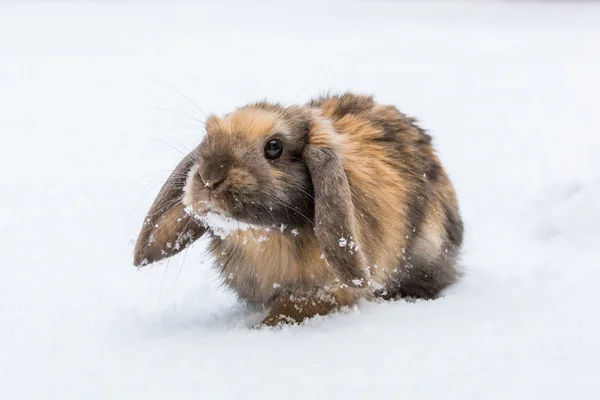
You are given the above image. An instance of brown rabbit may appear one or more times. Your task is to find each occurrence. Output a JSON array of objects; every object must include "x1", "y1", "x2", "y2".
[{"x1": 134, "y1": 93, "x2": 463, "y2": 326}]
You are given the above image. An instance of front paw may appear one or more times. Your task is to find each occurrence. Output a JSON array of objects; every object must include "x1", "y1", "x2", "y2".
[{"x1": 256, "y1": 313, "x2": 300, "y2": 329}]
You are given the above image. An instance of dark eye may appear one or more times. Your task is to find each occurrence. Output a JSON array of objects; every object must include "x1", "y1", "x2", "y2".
[{"x1": 264, "y1": 138, "x2": 283, "y2": 160}]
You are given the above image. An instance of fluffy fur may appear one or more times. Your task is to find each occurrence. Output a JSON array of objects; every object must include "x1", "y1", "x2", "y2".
[{"x1": 134, "y1": 93, "x2": 464, "y2": 326}]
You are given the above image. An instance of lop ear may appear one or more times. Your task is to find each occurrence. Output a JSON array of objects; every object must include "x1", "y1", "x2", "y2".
[
  {"x1": 303, "y1": 125, "x2": 368, "y2": 287},
  {"x1": 133, "y1": 148, "x2": 206, "y2": 267}
]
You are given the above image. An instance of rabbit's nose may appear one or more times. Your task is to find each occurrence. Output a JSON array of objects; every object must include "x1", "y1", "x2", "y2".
[
  {"x1": 198, "y1": 152, "x2": 230, "y2": 191},
  {"x1": 198, "y1": 165, "x2": 227, "y2": 191},
  {"x1": 202, "y1": 175, "x2": 226, "y2": 191}
]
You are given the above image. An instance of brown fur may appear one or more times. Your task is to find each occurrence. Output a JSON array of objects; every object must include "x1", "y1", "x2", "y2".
[{"x1": 134, "y1": 93, "x2": 464, "y2": 326}]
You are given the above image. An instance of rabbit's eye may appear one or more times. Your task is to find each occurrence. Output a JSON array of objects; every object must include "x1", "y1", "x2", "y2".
[{"x1": 264, "y1": 139, "x2": 283, "y2": 160}]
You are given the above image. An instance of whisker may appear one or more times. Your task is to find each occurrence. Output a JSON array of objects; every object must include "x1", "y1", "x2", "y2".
[
  {"x1": 165, "y1": 136, "x2": 191, "y2": 154},
  {"x1": 291, "y1": 185, "x2": 315, "y2": 202},
  {"x1": 169, "y1": 125, "x2": 205, "y2": 131},
  {"x1": 149, "y1": 107, "x2": 205, "y2": 125},
  {"x1": 271, "y1": 67, "x2": 321, "y2": 129},
  {"x1": 134, "y1": 169, "x2": 195, "y2": 223},
  {"x1": 139, "y1": 194, "x2": 183, "y2": 220},
  {"x1": 133, "y1": 170, "x2": 174, "y2": 184},
  {"x1": 144, "y1": 136, "x2": 187, "y2": 156},
  {"x1": 294, "y1": 186, "x2": 315, "y2": 201},
  {"x1": 150, "y1": 254, "x2": 161, "y2": 293},
  {"x1": 259, "y1": 204, "x2": 280, "y2": 227},
  {"x1": 146, "y1": 78, "x2": 209, "y2": 119},
  {"x1": 159, "y1": 253, "x2": 171, "y2": 305},
  {"x1": 271, "y1": 198, "x2": 314, "y2": 227},
  {"x1": 127, "y1": 180, "x2": 170, "y2": 231},
  {"x1": 291, "y1": 66, "x2": 323, "y2": 105},
  {"x1": 164, "y1": 244, "x2": 189, "y2": 301}
]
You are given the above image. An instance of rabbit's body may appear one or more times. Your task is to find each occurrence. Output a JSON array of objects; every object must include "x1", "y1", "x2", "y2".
[{"x1": 134, "y1": 93, "x2": 463, "y2": 326}]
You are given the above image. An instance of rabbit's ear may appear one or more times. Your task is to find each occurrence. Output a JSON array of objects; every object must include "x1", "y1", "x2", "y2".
[
  {"x1": 133, "y1": 149, "x2": 205, "y2": 267},
  {"x1": 303, "y1": 123, "x2": 368, "y2": 287}
]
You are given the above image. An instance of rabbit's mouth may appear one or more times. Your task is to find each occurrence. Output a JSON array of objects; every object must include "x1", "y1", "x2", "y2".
[
  {"x1": 182, "y1": 164, "x2": 221, "y2": 214},
  {"x1": 182, "y1": 163, "x2": 265, "y2": 225},
  {"x1": 182, "y1": 167, "x2": 263, "y2": 237}
]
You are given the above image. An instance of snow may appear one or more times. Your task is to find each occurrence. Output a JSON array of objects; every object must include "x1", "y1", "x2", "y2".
[
  {"x1": 1, "y1": 1, "x2": 600, "y2": 399},
  {"x1": 191, "y1": 209, "x2": 262, "y2": 239}
]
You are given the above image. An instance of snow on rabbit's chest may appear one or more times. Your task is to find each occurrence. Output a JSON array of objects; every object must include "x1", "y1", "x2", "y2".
[{"x1": 196, "y1": 211, "x2": 262, "y2": 239}]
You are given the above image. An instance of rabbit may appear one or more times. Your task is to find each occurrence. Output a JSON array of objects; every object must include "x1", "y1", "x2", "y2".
[{"x1": 133, "y1": 93, "x2": 464, "y2": 327}]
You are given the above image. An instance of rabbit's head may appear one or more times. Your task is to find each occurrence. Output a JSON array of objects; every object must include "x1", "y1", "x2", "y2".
[{"x1": 134, "y1": 103, "x2": 367, "y2": 286}]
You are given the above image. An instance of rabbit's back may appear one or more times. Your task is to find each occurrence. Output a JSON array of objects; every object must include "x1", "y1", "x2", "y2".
[{"x1": 310, "y1": 93, "x2": 463, "y2": 299}]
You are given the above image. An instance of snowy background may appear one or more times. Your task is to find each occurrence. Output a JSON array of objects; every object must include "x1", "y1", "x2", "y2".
[{"x1": 1, "y1": 1, "x2": 599, "y2": 399}]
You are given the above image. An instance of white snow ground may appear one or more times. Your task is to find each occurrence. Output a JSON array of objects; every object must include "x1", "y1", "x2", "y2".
[{"x1": 1, "y1": 1, "x2": 600, "y2": 399}]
